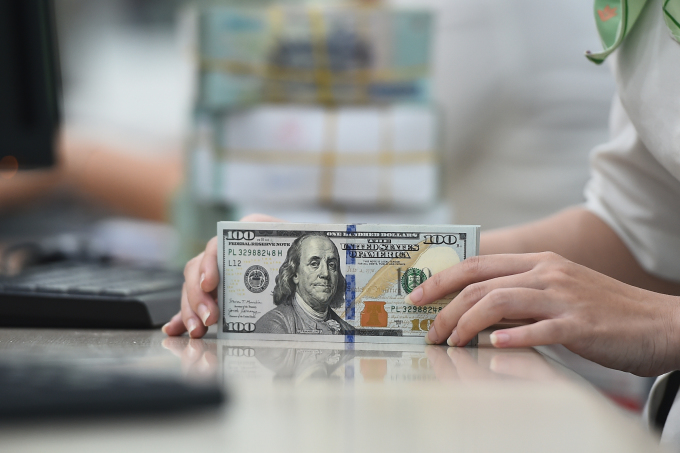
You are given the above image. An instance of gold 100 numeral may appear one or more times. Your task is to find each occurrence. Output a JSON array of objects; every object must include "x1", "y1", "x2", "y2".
[{"x1": 411, "y1": 319, "x2": 434, "y2": 332}]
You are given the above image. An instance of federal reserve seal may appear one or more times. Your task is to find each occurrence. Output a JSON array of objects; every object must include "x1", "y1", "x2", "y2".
[
  {"x1": 243, "y1": 265, "x2": 269, "y2": 293},
  {"x1": 401, "y1": 267, "x2": 427, "y2": 294}
]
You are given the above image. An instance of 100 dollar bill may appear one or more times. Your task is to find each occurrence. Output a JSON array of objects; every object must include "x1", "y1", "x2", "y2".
[{"x1": 218, "y1": 222, "x2": 480, "y2": 344}]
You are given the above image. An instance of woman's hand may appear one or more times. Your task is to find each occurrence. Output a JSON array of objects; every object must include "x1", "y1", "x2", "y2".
[
  {"x1": 162, "y1": 213, "x2": 285, "y2": 338},
  {"x1": 407, "y1": 252, "x2": 680, "y2": 377}
]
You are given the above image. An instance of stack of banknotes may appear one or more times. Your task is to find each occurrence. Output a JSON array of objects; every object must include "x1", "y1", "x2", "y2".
[
  {"x1": 189, "y1": 104, "x2": 439, "y2": 207},
  {"x1": 218, "y1": 222, "x2": 480, "y2": 344},
  {"x1": 196, "y1": 4, "x2": 433, "y2": 108}
]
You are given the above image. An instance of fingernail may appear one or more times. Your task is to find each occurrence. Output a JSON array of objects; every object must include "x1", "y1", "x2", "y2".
[
  {"x1": 447, "y1": 328, "x2": 459, "y2": 347},
  {"x1": 161, "y1": 323, "x2": 170, "y2": 335},
  {"x1": 197, "y1": 304, "x2": 210, "y2": 326},
  {"x1": 406, "y1": 287, "x2": 423, "y2": 305},
  {"x1": 187, "y1": 318, "x2": 198, "y2": 336},
  {"x1": 490, "y1": 331, "x2": 510, "y2": 347},
  {"x1": 426, "y1": 323, "x2": 439, "y2": 344},
  {"x1": 199, "y1": 273, "x2": 206, "y2": 292}
]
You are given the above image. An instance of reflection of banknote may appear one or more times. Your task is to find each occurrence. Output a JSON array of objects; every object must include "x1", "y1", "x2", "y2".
[
  {"x1": 219, "y1": 342, "x2": 450, "y2": 385},
  {"x1": 218, "y1": 222, "x2": 480, "y2": 344},
  {"x1": 198, "y1": 6, "x2": 432, "y2": 107}
]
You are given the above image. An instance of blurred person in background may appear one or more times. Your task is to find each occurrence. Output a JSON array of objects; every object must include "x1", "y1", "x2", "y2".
[
  {"x1": 0, "y1": 132, "x2": 182, "y2": 222},
  {"x1": 0, "y1": 0, "x2": 187, "y2": 267}
]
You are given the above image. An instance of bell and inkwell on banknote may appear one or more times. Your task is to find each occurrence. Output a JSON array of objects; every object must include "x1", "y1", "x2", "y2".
[{"x1": 218, "y1": 222, "x2": 480, "y2": 344}]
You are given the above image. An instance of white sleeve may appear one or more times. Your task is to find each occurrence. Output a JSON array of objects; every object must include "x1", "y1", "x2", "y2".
[{"x1": 584, "y1": 96, "x2": 680, "y2": 283}]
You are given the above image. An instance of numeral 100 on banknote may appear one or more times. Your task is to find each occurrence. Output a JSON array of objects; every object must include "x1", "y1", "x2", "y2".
[{"x1": 218, "y1": 222, "x2": 480, "y2": 344}]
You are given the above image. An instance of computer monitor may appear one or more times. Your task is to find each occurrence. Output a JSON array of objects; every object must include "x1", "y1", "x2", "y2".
[{"x1": 0, "y1": 0, "x2": 61, "y2": 171}]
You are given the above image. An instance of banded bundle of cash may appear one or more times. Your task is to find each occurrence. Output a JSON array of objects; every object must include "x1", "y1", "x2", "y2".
[
  {"x1": 197, "y1": 4, "x2": 432, "y2": 108},
  {"x1": 218, "y1": 222, "x2": 480, "y2": 344},
  {"x1": 190, "y1": 104, "x2": 438, "y2": 207}
]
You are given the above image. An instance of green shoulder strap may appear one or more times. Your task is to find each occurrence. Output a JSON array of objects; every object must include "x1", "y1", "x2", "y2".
[
  {"x1": 664, "y1": 0, "x2": 680, "y2": 42},
  {"x1": 586, "y1": 0, "x2": 680, "y2": 64},
  {"x1": 586, "y1": 0, "x2": 650, "y2": 64}
]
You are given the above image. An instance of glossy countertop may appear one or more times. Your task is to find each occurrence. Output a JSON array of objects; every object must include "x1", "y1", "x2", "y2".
[{"x1": 0, "y1": 327, "x2": 661, "y2": 452}]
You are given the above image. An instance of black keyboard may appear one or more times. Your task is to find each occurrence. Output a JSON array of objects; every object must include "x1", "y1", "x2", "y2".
[
  {"x1": 0, "y1": 360, "x2": 224, "y2": 419},
  {"x1": 0, "y1": 261, "x2": 184, "y2": 328}
]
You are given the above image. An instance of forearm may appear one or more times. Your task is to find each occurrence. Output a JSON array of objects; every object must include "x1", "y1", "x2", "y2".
[
  {"x1": 480, "y1": 206, "x2": 680, "y2": 295},
  {"x1": 0, "y1": 170, "x2": 62, "y2": 211},
  {"x1": 1, "y1": 131, "x2": 183, "y2": 221},
  {"x1": 61, "y1": 135, "x2": 183, "y2": 222}
]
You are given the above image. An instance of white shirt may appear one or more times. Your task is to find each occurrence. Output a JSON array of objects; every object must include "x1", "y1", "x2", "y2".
[{"x1": 584, "y1": 0, "x2": 680, "y2": 282}]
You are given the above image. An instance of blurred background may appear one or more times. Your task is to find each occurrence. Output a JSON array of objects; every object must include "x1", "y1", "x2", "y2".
[
  {"x1": 2, "y1": 0, "x2": 615, "y2": 267},
  {"x1": 3, "y1": 0, "x2": 650, "y2": 412}
]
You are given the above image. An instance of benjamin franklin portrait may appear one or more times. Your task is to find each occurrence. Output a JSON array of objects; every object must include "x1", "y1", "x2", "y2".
[{"x1": 254, "y1": 233, "x2": 353, "y2": 335}]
